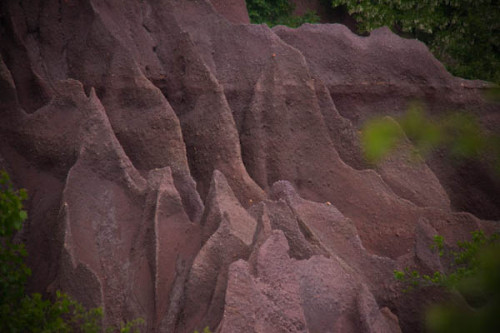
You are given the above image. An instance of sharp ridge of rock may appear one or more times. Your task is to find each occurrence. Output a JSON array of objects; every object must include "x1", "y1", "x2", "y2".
[{"x1": 1, "y1": 1, "x2": 499, "y2": 332}]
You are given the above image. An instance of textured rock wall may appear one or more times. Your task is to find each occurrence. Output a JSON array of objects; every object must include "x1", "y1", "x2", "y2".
[
  {"x1": 0, "y1": 0, "x2": 498, "y2": 332},
  {"x1": 209, "y1": 0, "x2": 250, "y2": 24}
]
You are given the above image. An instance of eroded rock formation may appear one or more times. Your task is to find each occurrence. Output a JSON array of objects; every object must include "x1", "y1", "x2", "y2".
[{"x1": 0, "y1": 0, "x2": 498, "y2": 332}]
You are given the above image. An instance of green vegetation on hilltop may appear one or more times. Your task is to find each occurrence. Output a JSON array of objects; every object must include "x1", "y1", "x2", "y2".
[
  {"x1": 246, "y1": 0, "x2": 320, "y2": 27},
  {"x1": 246, "y1": 1, "x2": 499, "y2": 81},
  {"x1": 329, "y1": 0, "x2": 500, "y2": 83}
]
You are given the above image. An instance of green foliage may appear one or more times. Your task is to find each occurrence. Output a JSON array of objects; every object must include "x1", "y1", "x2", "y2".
[
  {"x1": 360, "y1": 103, "x2": 500, "y2": 174},
  {"x1": 0, "y1": 170, "x2": 31, "y2": 331},
  {"x1": 193, "y1": 327, "x2": 212, "y2": 333},
  {"x1": 7, "y1": 291, "x2": 104, "y2": 333},
  {"x1": 246, "y1": 0, "x2": 320, "y2": 27},
  {"x1": 398, "y1": 106, "x2": 443, "y2": 156},
  {"x1": 426, "y1": 242, "x2": 500, "y2": 332},
  {"x1": 0, "y1": 170, "x2": 144, "y2": 333},
  {"x1": 0, "y1": 171, "x2": 27, "y2": 237},
  {"x1": 394, "y1": 231, "x2": 500, "y2": 332},
  {"x1": 393, "y1": 267, "x2": 445, "y2": 292},
  {"x1": 330, "y1": 0, "x2": 500, "y2": 83},
  {"x1": 431, "y1": 235, "x2": 445, "y2": 257},
  {"x1": 394, "y1": 230, "x2": 499, "y2": 292},
  {"x1": 112, "y1": 318, "x2": 145, "y2": 333},
  {"x1": 360, "y1": 117, "x2": 404, "y2": 163}
]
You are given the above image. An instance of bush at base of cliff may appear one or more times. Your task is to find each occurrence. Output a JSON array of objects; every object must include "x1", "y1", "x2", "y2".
[
  {"x1": 426, "y1": 241, "x2": 500, "y2": 332},
  {"x1": 0, "y1": 171, "x2": 143, "y2": 332},
  {"x1": 395, "y1": 231, "x2": 500, "y2": 333}
]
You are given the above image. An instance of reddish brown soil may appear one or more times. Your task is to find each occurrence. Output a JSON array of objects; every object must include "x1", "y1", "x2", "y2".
[{"x1": 0, "y1": 1, "x2": 498, "y2": 332}]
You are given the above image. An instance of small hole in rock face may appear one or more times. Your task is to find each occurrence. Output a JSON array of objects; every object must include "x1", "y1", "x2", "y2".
[{"x1": 153, "y1": 46, "x2": 157, "y2": 52}]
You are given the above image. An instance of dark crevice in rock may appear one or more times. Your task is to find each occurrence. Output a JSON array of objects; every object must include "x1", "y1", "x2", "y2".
[
  {"x1": 296, "y1": 216, "x2": 331, "y2": 258},
  {"x1": 1, "y1": 51, "x2": 52, "y2": 113},
  {"x1": 82, "y1": 84, "x2": 92, "y2": 98},
  {"x1": 1, "y1": 1, "x2": 499, "y2": 332},
  {"x1": 171, "y1": 171, "x2": 204, "y2": 224}
]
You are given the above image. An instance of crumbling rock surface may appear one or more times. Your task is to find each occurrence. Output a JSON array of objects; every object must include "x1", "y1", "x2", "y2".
[
  {"x1": 220, "y1": 231, "x2": 401, "y2": 333},
  {"x1": 0, "y1": 0, "x2": 499, "y2": 332},
  {"x1": 208, "y1": 0, "x2": 250, "y2": 25}
]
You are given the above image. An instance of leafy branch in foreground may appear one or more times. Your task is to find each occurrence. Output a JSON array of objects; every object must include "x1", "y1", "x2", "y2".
[
  {"x1": 0, "y1": 170, "x2": 144, "y2": 332},
  {"x1": 360, "y1": 103, "x2": 500, "y2": 175},
  {"x1": 394, "y1": 230, "x2": 500, "y2": 332},
  {"x1": 394, "y1": 231, "x2": 499, "y2": 292}
]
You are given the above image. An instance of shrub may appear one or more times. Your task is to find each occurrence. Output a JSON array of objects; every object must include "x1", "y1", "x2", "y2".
[
  {"x1": 329, "y1": 0, "x2": 500, "y2": 83},
  {"x1": 394, "y1": 230, "x2": 500, "y2": 332},
  {"x1": 246, "y1": 0, "x2": 320, "y2": 27},
  {"x1": 0, "y1": 170, "x2": 143, "y2": 332}
]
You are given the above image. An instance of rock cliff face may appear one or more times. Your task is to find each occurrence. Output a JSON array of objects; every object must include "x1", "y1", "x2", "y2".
[{"x1": 0, "y1": 1, "x2": 498, "y2": 332}]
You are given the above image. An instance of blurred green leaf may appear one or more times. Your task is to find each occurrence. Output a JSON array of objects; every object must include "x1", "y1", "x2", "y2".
[
  {"x1": 247, "y1": 0, "x2": 319, "y2": 27},
  {"x1": 400, "y1": 104, "x2": 443, "y2": 154},
  {"x1": 361, "y1": 117, "x2": 403, "y2": 163},
  {"x1": 442, "y1": 113, "x2": 485, "y2": 159}
]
